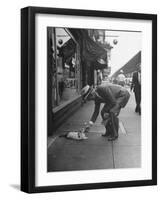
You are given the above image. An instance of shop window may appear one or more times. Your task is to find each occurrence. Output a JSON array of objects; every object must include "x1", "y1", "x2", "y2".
[{"x1": 47, "y1": 27, "x2": 80, "y2": 110}]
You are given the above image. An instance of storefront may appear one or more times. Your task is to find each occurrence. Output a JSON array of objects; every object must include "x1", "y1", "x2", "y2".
[
  {"x1": 47, "y1": 27, "x2": 84, "y2": 135},
  {"x1": 47, "y1": 27, "x2": 107, "y2": 136}
]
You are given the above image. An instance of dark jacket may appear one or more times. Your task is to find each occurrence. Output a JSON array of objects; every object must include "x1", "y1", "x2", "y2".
[
  {"x1": 131, "y1": 71, "x2": 141, "y2": 92},
  {"x1": 90, "y1": 83, "x2": 129, "y2": 123}
]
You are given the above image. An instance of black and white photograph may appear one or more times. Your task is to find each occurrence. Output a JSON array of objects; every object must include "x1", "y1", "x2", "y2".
[
  {"x1": 20, "y1": 7, "x2": 157, "y2": 193},
  {"x1": 47, "y1": 27, "x2": 142, "y2": 172},
  {"x1": 0, "y1": 0, "x2": 160, "y2": 198}
]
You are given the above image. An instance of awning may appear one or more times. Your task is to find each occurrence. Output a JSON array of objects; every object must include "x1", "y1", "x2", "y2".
[
  {"x1": 69, "y1": 29, "x2": 107, "y2": 63},
  {"x1": 60, "y1": 28, "x2": 107, "y2": 69},
  {"x1": 93, "y1": 60, "x2": 107, "y2": 70},
  {"x1": 112, "y1": 51, "x2": 141, "y2": 77}
]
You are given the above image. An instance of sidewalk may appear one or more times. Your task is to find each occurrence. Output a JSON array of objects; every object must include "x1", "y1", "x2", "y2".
[{"x1": 48, "y1": 90, "x2": 141, "y2": 172}]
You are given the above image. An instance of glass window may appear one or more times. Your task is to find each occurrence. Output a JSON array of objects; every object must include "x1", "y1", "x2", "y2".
[{"x1": 47, "y1": 27, "x2": 80, "y2": 110}]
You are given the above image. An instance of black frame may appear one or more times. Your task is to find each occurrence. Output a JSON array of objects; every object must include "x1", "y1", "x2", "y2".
[{"x1": 21, "y1": 6, "x2": 157, "y2": 193}]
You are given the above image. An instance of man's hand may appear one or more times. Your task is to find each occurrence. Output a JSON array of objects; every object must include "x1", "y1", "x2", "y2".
[
  {"x1": 89, "y1": 121, "x2": 94, "y2": 126},
  {"x1": 110, "y1": 104, "x2": 121, "y2": 116},
  {"x1": 84, "y1": 121, "x2": 94, "y2": 132}
]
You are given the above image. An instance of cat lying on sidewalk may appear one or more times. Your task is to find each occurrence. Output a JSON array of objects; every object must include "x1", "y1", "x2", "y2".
[{"x1": 59, "y1": 125, "x2": 89, "y2": 140}]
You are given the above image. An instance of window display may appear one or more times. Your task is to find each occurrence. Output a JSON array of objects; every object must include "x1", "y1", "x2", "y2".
[{"x1": 47, "y1": 27, "x2": 80, "y2": 109}]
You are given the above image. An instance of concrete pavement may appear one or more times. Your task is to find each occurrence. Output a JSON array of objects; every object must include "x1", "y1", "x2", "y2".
[{"x1": 47, "y1": 89, "x2": 141, "y2": 172}]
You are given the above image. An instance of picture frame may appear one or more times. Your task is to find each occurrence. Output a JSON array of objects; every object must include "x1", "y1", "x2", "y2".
[{"x1": 21, "y1": 6, "x2": 157, "y2": 193}]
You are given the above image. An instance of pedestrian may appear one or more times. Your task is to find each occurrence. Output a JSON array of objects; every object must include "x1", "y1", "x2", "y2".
[
  {"x1": 81, "y1": 83, "x2": 130, "y2": 141},
  {"x1": 131, "y1": 64, "x2": 141, "y2": 115},
  {"x1": 117, "y1": 70, "x2": 126, "y2": 87}
]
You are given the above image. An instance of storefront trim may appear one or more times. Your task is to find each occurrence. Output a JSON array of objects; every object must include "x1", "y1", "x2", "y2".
[{"x1": 52, "y1": 95, "x2": 81, "y2": 113}]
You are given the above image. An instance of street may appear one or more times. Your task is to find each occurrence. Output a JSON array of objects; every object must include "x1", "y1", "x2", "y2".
[{"x1": 47, "y1": 88, "x2": 141, "y2": 172}]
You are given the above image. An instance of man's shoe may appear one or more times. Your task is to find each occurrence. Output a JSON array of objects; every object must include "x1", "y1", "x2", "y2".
[
  {"x1": 102, "y1": 130, "x2": 111, "y2": 137},
  {"x1": 102, "y1": 133, "x2": 110, "y2": 137},
  {"x1": 108, "y1": 135, "x2": 118, "y2": 141}
]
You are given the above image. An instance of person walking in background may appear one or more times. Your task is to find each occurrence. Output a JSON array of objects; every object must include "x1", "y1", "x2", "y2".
[
  {"x1": 117, "y1": 70, "x2": 126, "y2": 87},
  {"x1": 81, "y1": 83, "x2": 130, "y2": 141},
  {"x1": 131, "y1": 64, "x2": 141, "y2": 115}
]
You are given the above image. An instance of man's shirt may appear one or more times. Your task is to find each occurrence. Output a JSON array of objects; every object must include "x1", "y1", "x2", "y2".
[
  {"x1": 90, "y1": 83, "x2": 126, "y2": 123},
  {"x1": 131, "y1": 71, "x2": 141, "y2": 92}
]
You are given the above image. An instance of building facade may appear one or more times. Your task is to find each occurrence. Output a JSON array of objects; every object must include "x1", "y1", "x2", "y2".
[{"x1": 47, "y1": 27, "x2": 108, "y2": 136}]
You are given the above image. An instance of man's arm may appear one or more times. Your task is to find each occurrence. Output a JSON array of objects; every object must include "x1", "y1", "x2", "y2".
[{"x1": 90, "y1": 102, "x2": 101, "y2": 123}]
